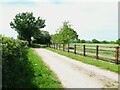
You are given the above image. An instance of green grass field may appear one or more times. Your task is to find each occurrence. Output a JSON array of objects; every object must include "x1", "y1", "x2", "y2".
[
  {"x1": 71, "y1": 43, "x2": 119, "y2": 46},
  {"x1": 47, "y1": 47, "x2": 119, "y2": 74},
  {"x1": 56, "y1": 43, "x2": 119, "y2": 61}
]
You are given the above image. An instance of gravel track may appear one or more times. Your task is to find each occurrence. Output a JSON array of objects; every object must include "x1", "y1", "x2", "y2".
[{"x1": 34, "y1": 48, "x2": 119, "y2": 88}]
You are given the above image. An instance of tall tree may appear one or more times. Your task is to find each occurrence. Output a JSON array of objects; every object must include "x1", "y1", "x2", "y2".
[
  {"x1": 59, "y1": 21, "x2": 78, "y2": 43},
  {"x1": 51, "y1": 34, "x2": 60, "y2": 44},
  {"x1": 10, "y1": 12, "x2": 46, "y2": 46}
]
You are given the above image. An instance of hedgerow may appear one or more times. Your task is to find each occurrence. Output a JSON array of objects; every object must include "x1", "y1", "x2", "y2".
[
  {"x1": 2, "y1": 35, "x2": 27, "y2": 88},
  {"x1": 2, "y1": 35, "x2": 62, "y2": 88}
]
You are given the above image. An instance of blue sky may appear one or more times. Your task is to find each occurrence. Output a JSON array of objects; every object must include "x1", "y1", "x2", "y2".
[{"x1": 0, "y1": 0, "x2": 119, "y2": 41}]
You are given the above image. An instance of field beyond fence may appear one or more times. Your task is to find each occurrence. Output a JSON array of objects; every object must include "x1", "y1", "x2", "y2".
[{"x1": 50, "y1": 43, "x2": 120, "y2": 64}]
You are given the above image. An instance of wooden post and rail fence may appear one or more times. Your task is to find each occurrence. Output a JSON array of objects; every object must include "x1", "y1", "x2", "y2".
[{"x1": 50, "y1": 43, "x2": 119, "y2": 64}]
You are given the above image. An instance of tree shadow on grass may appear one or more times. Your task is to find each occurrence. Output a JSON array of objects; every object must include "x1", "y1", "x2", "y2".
[{"x1": 2, "y1": 48, "x2": 39, "y2": 89}]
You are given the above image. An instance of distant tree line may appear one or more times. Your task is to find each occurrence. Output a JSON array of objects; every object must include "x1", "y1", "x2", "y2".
[
  {"x1": 75, "y1": 38, "x2": 120, "y2": 45},
  {"x1": 10, "y1": 12, "x2": 120, "y2": 46}
]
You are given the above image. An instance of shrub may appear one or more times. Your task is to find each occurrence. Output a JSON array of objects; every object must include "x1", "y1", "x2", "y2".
[{"x1": 2, "y1": 35, "x2": 27, "y2": 88}]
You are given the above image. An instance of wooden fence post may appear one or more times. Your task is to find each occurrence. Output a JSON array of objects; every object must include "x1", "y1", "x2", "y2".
[
  {"x1": 68, "y1": 43, "x2": 69, "y2": 52},
  {"x1": 74, "y1": 44, "x2": 76, "y2": 54},
  {"x1": 83, "y1": 45, "x2": 86, "y2": 56},
  {"x1": 96, "y1": 45, "x2": 99, "y2": 59},
  {"x1": 115, "y1": 47, "x2": 119, "y2": 64}
]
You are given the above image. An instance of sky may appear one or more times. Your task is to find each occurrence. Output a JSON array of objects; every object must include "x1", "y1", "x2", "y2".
[{"x1": 0, "y1": 0, "x2": 119, "y2": 41}]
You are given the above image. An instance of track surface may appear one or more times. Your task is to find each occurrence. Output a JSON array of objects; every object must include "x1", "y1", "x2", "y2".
[{"x1": 34, "y1": 48, "x2": 118, "y2": 88}]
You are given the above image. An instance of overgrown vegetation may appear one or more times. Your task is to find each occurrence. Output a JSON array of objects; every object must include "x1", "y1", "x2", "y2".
[
  {"x1": 47, "y1": 48, "x2": 119, "y2": 74},
  {"x1": 2, "y1": 36, "x2": 62, "y2": 88},
  {"x1": 2, "y1": 36, "x2": 27, "y2": 88}
]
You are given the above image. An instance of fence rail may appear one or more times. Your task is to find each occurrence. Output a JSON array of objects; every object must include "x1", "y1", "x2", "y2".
[{"x1": 50, "y1": 43, "x2": 120, "y2": 64}]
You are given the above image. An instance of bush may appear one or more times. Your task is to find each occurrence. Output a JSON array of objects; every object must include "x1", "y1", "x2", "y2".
[{"x1": 2, "y1": 35, "x2": 27, "y2": 88}]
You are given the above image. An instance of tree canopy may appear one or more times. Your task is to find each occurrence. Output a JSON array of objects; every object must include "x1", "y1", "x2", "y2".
[
  {"x1": 80, "y1": 39, "x2": 86, "y2": 43},
  {"x1": 51, "y1": 34, "x2": 60, "y2": 44},
  {"x1": 92, "y1": 39, "x2": 100, "y2": 43},
  {"x1": 10, "y1": 12, "x2": 46, "y2": 46},
  {"x1": 33, "y1": 30, "x2": 51, "y2": 44},
  {"x1": 51, "y1": 21, "x2": 78, "y2": 44},
  {"x1": 116, "y1": 38, "x2": 120, "y2": 45}
]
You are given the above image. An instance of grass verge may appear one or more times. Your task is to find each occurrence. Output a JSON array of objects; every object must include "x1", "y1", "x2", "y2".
[
  {"x1": 25, "y1": 49, "x2": 62, "y2": 88},
  {"x1": 26, "y1": 48, "x2": 63, "y2": 88},
  {"x1": 47, "y1": 48, "x2": 119, "y2": 74},
  {"x1": 3, "y1": 48, "x2": 62, "y2": 88}
]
